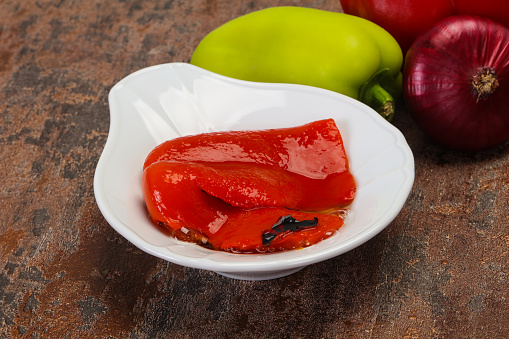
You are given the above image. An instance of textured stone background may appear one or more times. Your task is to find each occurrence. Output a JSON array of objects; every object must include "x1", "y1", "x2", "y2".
[{"x1": 0, "y1": 0, "x2": 508, "y2": 337}]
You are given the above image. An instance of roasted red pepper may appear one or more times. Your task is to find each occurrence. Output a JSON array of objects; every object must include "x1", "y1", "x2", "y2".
[
  {"x1": 142, "y1": 119, "x2": 356, "y2": 253},
  {"x1": 340, "y1": 0, "x2": 509, "y2": 53}
]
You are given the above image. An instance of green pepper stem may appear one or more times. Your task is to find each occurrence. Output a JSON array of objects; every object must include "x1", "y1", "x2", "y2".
[
  {"x1": 368, "y1": 83, "x2": 395, "y2": 121},
  {"x1": 359, "y1": 68, "x2": 396, "y2": 121}
]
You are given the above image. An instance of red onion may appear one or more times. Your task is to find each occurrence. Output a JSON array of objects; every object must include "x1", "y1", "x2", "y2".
[{"x1": 403, "y1": 15, "x2": 509, "y2": 151}]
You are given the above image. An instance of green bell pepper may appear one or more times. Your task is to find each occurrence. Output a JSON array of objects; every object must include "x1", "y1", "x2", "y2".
[{"x1": 190, "y1": 6, "x2": 403, "y2": 121}]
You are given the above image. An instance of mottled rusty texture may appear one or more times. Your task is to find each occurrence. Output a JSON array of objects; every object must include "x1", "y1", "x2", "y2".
[{"x1": 0, "y1": 0, "x2": 507, "y2": 338}]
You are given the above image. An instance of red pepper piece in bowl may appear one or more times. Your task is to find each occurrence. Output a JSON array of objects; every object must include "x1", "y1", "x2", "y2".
[
  {"x1": 141, "y1": 119, "x2": 356, "y2": 253},
  {"x1": 143, "y1": 119, "x2": 349, "y2": 180}
]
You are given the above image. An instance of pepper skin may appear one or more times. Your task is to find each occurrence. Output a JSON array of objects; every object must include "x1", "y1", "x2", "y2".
[
  {"x1": 144, "y1": 119, "x2": 350, "y2": 180},
  {"x1": 141, "y1": 119, "x2": 356, "y2": 252},
  {"x1": 190, "y1": 7, "x2": 403, "y2": 121},
  {"x1": 142, "y1": 161, "x2": 349, "y2": 251},
  {"x1": 340, "y1": 0, "x2": 509, "y2": 54},
  {"x1": 453, "y1": 0, "x2": 509, "y2": 28}
]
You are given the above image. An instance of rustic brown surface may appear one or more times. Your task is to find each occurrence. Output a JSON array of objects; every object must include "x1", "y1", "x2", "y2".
[{"x1": 0, "y1": 0, "x2": 508, "y2": 338}]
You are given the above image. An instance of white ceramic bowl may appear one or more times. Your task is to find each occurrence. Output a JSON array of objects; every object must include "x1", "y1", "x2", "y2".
[{"x1": 94, "y1": 63, "x2": 414, "y2": 281}]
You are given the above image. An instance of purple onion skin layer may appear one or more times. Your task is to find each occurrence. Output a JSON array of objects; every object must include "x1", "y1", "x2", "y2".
[{"x1": 403, "y1": 15, "x2": 509, "y2": 151}]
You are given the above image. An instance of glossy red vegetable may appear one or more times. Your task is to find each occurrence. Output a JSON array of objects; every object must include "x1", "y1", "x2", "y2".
[
  {"x1": 339, "y1": 0, "x2": 455, "y2": 53},
  {"x1": 339, "y1": 0, "x2": 509, "y2": 53},
  {"x1": 454, "y1": 0, "x2": 509, "y2": 28},
  {"x1": 142, "y1": 119, "x2": 356, "y2": 252},
  {"x1": 403, "y1": 15, "x2": 509, "y2": 151}
]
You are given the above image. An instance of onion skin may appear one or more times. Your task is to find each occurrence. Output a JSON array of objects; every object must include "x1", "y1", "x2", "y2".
[{"x1": 403, "y1": 15, "x2": 509, "y2": 151}]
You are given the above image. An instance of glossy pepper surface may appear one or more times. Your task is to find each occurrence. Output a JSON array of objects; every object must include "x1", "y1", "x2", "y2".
[
  {"x1": 190, "y1": 6, "x2": 403, "y2": 121},
  {"x1": 142, "y1": 119, "x2": 356, "y2": 253},
  {"x1": 340, "y1": 0, "x2": 509, "y2": 53},
  {"x1": 453, "y1": 0, "x2": 509, "y2": 29}
]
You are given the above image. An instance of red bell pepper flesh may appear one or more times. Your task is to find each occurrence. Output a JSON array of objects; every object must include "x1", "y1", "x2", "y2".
[
  {"x1": 141, "y1": 119, "x2": 356, "y2": 252},
  {"x1": 215, "y1": 208, "x2": 344, "y2": 252},
  {"x1": 197, "y1": 161, "x2": 356, "y2": 211},
  {"x1": 144, "y1": 119, "x2": 348, "y2": 180},
  {"x1": 142, "y1": 161, "x2": 347, "y2": 251}
]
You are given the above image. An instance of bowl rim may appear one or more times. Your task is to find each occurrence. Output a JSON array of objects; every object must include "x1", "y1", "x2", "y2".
[{"x1": 94, "y1": 62, "x2": 415, "y2": 273}]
